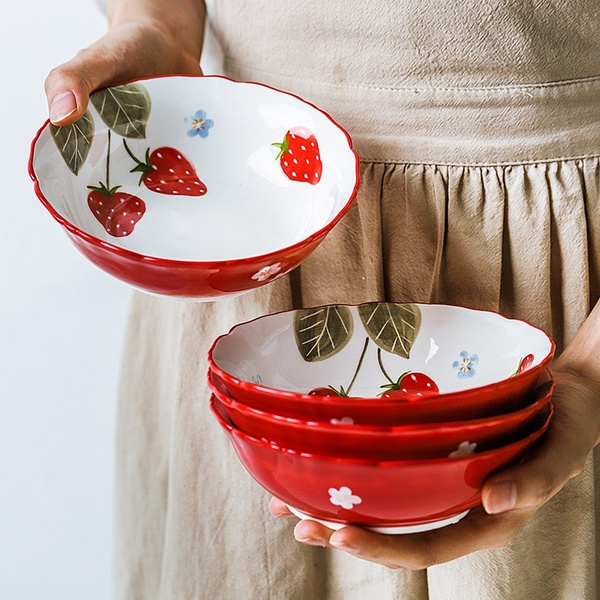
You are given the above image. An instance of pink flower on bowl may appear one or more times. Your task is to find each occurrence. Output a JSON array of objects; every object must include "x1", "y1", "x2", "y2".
[
  {"x1": 449, "y1": 441, "x2": 478, "y2": 458},
  {"x1": 252, "y1": 262, "x2": 282, "y2": 282}
]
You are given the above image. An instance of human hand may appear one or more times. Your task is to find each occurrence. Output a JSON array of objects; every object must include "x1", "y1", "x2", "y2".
[
  {"x1": 269, "y1": 357, "x2": 600, "y2": 569},
  {"x1": 45, "y1": 1, "x2": 205, "y2": 126}
]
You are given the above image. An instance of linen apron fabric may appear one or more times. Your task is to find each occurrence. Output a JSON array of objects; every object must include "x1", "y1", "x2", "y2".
[{"x1": 113, "y1": 1, "x2": 600, "y2": 598}]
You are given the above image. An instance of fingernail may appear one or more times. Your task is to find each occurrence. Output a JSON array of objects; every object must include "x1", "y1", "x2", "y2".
[
  {"x1": 295, "y1": 534, "x2": 327, "y2": 547},
  {"x1": 50, "y1": 91, "x2": 77, "y2": 124},
  {"x1": 486, "y1": 480, "x2": 517, "y2": 514},
  {"x1": 329, "y1": 533, "x2": 359, "y2": 554}
]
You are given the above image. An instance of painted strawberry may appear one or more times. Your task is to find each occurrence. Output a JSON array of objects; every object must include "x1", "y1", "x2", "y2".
[
  {"x1": 519, "y1": 354, "x2": 535, "y2": 372},
  {"x1": 376, "y1": 348, "x2": 440, "y2": 401},
  {"x1": 123, "y1": 141, "x2": 207, "y2": 196},
  {"x1": 309, "y1": 386, "x2": 347, "y2": 397},
  {"x1": 272, "y1": 127, "x2": 322, "y2": 184},
  {"x1": 512, "y1": 353, "x2": 535, "y2": 376},
  {"x1": 88, "y1": 184, "x2": 146, "y2": 237},
  {"x1": 379, "y1": 371, "x2": 440, "y2": 401},
  {"x1": 87, "y1": 131, "x2": 146, "y2": 237}
]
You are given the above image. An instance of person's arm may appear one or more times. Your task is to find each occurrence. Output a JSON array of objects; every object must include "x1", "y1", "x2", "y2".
[
  {"x1": 271, "y1": 300, "x2": 600, "y2": 568},
  {"x1": 45, "y1": 0, "x2": 206, "y2": 125}
]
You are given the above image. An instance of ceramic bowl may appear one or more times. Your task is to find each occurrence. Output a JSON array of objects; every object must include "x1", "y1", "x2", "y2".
[
  {"x1": 29, "y1": 75, "x2": 359, "y2": 299},
  {"x1": 208, "y1": 369, "x2": 553, "y2": 459},
  {"x1": 210, "y1": 395, "x2": 552, "y2": 533},
  {"x1": 208, "y1": 302, "x2": 555, "y2": 423}
]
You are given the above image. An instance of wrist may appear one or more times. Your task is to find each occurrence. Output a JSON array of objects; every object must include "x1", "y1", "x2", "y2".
[{"x1": 554, "y1": 301, "x2": 600, "y2": 386}]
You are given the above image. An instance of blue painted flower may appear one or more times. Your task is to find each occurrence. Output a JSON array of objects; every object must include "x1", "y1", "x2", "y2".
[
  {"x1": 185, "y1": 109, "x2": 214, "y2": 138},
  {"x1": 452, "y1": 351, "x2": 479, "y2": 379}
]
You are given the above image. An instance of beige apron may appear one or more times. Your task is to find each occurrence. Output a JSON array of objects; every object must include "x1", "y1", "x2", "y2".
[{"x1": 114, "y1": 2, "x2": 600, "y2": 598}]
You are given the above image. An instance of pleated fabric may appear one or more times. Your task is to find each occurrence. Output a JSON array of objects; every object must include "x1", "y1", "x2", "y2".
[{"x1": 114, "y1": 1, "x2": 600, "y2": 598}]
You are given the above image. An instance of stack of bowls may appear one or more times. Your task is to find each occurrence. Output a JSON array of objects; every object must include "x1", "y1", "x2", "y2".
[{"x1": 209, "y1": 302, "x2": 555, "y2": 534}]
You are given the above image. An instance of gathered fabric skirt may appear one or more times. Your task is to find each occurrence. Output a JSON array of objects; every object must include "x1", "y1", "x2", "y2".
[{"x1": 113, "y1": 35, "x2": 600, "y2": 600}]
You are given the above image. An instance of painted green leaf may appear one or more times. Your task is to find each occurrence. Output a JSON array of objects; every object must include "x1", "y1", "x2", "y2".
[
  {"x1": 357, "y1": 302, "x2": 422, "y2": 359},
  {"x1": 50, "y1": 110, "x2": 94, "y2": 175},
  {"x1": 294, "y1": 305, "x2": 354, "y2": 362},
  {"x1": 90, "y1": 82, "x2": 151, "y2": 139}
]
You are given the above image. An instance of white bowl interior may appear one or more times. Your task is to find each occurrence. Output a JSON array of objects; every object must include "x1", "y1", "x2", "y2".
[
  {"x1": 212, "y1": 304, "x2": 553, "y2": 396},
  {"x1": 32, "y1": 76, "x2": 357, "y2": 261}
]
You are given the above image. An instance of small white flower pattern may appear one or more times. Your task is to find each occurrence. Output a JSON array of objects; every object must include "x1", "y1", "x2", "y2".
[
  {"x1": 328, "y1": 486, "x2": 362, "y2": 510},
  {"x1": 448, "y1": 441, "x2": 478, "y2": 458},
  {"x1": 251, "y1": 262, "x2": 282, "y2": 282}
]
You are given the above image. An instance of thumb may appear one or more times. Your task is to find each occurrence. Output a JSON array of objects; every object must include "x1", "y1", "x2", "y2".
[
  {"x1": 44, "y1": 44, "x2": 117, "y2": 125},
  {"x1": 482, "y1": 453, "x2": 560, "y2": 515},
  {"x1": 481, "y1": 412, "x2": 588, "y2": 515},
  {"x1": 44, "y1": 18, "x2": 205, "y2": 127}
]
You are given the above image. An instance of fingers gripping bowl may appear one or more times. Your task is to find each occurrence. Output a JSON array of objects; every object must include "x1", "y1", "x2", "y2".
[{"x1": 29, "y1": 75, "x2": 359, "y2": 299}]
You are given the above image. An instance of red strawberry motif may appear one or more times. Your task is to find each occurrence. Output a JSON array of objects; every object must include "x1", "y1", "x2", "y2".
[
  {"x1": 87, "y1": 184, "x2": 146, "y2": 238},
  {"x1": 380, "y1": 371, "x2": 440, "y2": 401},
  {"x1": 511, "y1": 353, "x2": 535, "y2": 376},
  {"x1": 272, "y1": 127, "x2": 322, "y2": 185},
  {"x1": 518, "y1": 354, "x2": 535, "y2": 372},
  {"x1": 309, "y1": 386, "x2": 346, "y2": 397},
  {"x1": 124, "y1": 141, "x2": 207, "y2": 196},
  {"x1": 87, "y1": 132, "x2": 146, "y2": 237}
]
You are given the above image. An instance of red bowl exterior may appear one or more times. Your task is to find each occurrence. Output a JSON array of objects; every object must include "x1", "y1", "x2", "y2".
[
  {"x1": 210, "y1": 396, "x2": 553, "y2": 529},
  {"x1": 63, "y1": 227, "x2": 325, "y2": 298},
  {"x1": 209, "y1": 371, "x2": 554, "y2": 459},
  {"x1": 208, "y1": 361, "x2": 553, "y2": 425}
]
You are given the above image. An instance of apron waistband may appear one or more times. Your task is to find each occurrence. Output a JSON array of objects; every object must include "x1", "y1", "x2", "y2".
[{"x1": 225, "y1": 59, "x2": 600, "y2": 166}]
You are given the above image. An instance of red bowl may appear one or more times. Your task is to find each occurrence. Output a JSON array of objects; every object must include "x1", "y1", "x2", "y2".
[
  {"x1": 210, "y1": 395, "x2": 553, "y2": 533},
  {"x1": 29, "y1": 75, "x2": 359, "y2": 299},
  {"x1": 209, "y1": 370, "x2": 554, "y2": 459},
  {"x1": 208, "y1": 303, "x2": 555, "y2": 423}
]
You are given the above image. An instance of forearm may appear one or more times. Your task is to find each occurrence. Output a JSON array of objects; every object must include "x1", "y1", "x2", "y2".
[
  {"x1": 556, "y1": 300, "x2": 600, "y2": 382},
  {"x1": 554, "y1": 299, "x2": 600, "y2": 445},
  {"x1": 105, "y1": 0, "x2": 207, "y2": 66},
  {"x1": 106, "y1": 0, "x2": 206, "y2": 56}
]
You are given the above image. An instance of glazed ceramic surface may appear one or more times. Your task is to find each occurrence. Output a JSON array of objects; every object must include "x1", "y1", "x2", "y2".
[
  {"x1": 208, "y1": 303, "x2": 555, "y2": 422},
  {"x1": 29, "y1": 75, "x2": 359, "y2": 298},
  {"x1": 209, "y1": 370, "x2": 553, "y2": 459},
  {"x1": 210, "y1": 395, "x2": 552, "y2": 532}
]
